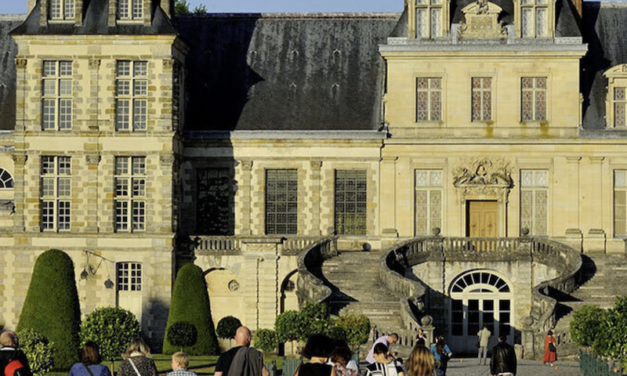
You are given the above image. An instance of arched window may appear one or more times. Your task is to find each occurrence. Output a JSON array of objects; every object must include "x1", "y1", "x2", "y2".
[{"x1": 0, "y1": 169, "x2": 14, "y2": 189}]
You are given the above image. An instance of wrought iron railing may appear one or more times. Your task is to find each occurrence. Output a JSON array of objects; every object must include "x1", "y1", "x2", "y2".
[{"x1": 580, "y1": 349, "x2": 623, "y2": 376}]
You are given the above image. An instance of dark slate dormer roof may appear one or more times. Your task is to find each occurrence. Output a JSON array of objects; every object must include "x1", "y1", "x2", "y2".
[
  {"x1": 0, "y1": 16, "x2": 25, "y2": 131},
  {"x1": 582, "y1": 2, "x2": 627, "y2": 130},
  {"x1": 11, "y1": 0, "x2": 177, "y2": 35},
  {"x1": 177, "y1": 13, "x2": 400, "y2": 131}
]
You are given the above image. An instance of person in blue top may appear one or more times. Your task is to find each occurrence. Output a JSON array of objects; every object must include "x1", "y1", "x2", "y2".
[
  {"x1": 430, "y1": 336, "x2": 452, "y2": 376},
  {"x1": 69, "y1": 342, "x2": 111, "y2": 376}
]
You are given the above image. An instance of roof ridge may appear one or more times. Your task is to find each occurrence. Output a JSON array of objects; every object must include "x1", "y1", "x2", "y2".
[
  {"x1": 0, "y1": 14, "x2": 27, "y2": 21},
  {"x1": 175, "y1": 12, "x2": 402, "y2": 20}
]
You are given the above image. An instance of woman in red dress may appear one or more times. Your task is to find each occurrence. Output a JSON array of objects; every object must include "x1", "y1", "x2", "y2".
[{"x1": 543, "y1": 330, "x2": 557, "y2": 366}]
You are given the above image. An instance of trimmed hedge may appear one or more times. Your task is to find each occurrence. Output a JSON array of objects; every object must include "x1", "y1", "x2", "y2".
[
  {"x1": 17, "y1": 249, "x2": 81, "y2": 370},
  {"x1": 254, "y1": 329, "x2": 278, "y2": 353},
  {"x1": 163, "y1": 264, "x2": 220, "y2": 355},
  {"x1": 216, "y1": 316, "x2": 242, "y2": 340}
]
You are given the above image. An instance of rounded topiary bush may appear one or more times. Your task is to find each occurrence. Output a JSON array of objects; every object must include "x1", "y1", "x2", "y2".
[
  {"x1": 333, "y1": 315, "x2": 371, "y2": 348},
  {"x1": 163, "y1": 264, "x2": 220, "y2": 355},
  {"x1": 275, "y1": 310, "x2": 307, "y2": 343},
  {"x1": 570, "y1": 305, "x2": 606, "y2": 347},
  {"x1": 17, "y1": 329, "x2": 54, "y2": 376},
  {"x1": 80, "y1": 307, "x2": 141, "y2": 369},
  {"x1": 216, "y1": 316, "x2": 242, "y2": 340},
  {"x1": 17, "y1": 249, "x2": 81, "y2": 370},
  {"x1": 253, "y1": 329, "x2": 278, "y2": 353},
  {"x1": 167, "y1": 322, "x2": 198, "y2": 352}
]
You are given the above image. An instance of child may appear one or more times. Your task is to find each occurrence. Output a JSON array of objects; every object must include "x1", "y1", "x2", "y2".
[{"x1": 167, "y1": 352, "x2": 197, "y2": 376}]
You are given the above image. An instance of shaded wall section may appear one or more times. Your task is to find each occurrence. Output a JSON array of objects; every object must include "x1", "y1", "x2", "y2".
[{"x1": 0, "y1": 17, "x2": 24, "y2": 131}]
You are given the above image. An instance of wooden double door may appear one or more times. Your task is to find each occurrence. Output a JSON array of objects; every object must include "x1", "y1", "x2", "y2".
[{"x1": 467, "y1": 201, "x2": 498, "y2": 237}]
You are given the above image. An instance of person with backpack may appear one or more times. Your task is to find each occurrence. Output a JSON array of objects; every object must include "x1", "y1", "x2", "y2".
[
  {"x1": 69, "y1": 342, "x2": 111, "y2": 376},
  {"x1": 0, "y1": 331, "x2": 31, "y2": 376},
  {"x1": 364, "y1": 343, "x2": 404, "y2": 376},
  {"x1": 430, "y1": 337, "x2": 452, "y2": 376}
]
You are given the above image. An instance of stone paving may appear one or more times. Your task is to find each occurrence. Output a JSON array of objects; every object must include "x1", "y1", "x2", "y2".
[{"x1": 443, "y1": 359, "x2": 583, "y2": 376}]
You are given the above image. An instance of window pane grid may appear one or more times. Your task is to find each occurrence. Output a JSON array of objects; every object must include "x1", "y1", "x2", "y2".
[
  {"x1": 116, "y1": 61, "x2": 148, "y2": 131},
  {"x1": 416, "y1": 4, "x2": 442, "y2": 38},
  {"x1": 197, "y1": 169, "x2": 231, "y2": 235},
  {"x1": 266, "y1": 170, "x2": 298, "y2": 235},
  {"x1": 115, "y1": 157, "x2": 146, "y2": 232},
  {"x1": 614, "y1": 87, "x2": 626, "y2": 128},
  {"x1": 472, "y1": 78, "x2": 492, "y2": 121},
  {"x1": 40, "y1": 156, "x2": 71, "y2": 232},
  {"x1": 521, "y1": 77, "x2": 547, "y2": 121},
  {"x1": 520, "y1": 170, "x2": 548, "y2": 236},
  {"x1": 417, "y1": 78, "x2": 442, "y2": 121},
  {"x1": 42, "y1": 61, "x2": 72, "y2": 130},
  {"x1": 50, "y1": 0, "x2": 74, "y2": 20},
  {"x1": 117, "y1": 263, "x2": 142, "y2": 291},
  {"x1": 415, "y1": 170, "x2": 443, "y2": 236},
  {"x1": 335, "y1": 170, "x2": 367, "y2": 235}
]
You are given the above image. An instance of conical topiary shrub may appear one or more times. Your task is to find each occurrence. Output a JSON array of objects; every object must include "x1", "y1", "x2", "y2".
[
  {"x1": 17, "y1": 249, "x2": 81, "y2": 370},
  {"x1": 163, "y1": 264, "x2": 220, "y2": 355}
]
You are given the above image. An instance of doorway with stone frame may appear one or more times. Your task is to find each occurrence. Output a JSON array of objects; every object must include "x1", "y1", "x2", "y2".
[{"x1": 466, "y1": 200, "x2": 499, "y2": 237}]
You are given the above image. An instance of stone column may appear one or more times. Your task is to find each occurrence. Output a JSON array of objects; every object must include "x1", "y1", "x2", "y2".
[
  {"x1": 237, "y1": 160, "x2": 253, "y2": 236},
  {"x1": 309, "y1": 161, "x2": 322, "y2": 236},
  {"x1": 380, "y1": 157, "x2": 398, "y2": 241}
]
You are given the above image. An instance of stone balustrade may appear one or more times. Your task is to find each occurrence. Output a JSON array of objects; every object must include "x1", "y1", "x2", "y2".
[
  {"x1": 193, "y1": 235, "x2": 325, "y2": 254},
  {"x1": 295, "y1": 236, "x2": 339, "y2": 305}
]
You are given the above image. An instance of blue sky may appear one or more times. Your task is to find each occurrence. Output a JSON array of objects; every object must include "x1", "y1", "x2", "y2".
[{"x1": 0, "y1": 0, "x2": 404, "y2": 15}]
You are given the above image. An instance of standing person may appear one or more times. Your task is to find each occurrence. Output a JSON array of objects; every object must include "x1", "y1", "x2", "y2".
[
  {"x1": 0, "y1": 331, "x2": 31, "y2": 376},
  {"x1": 166, "y1": 352, "x2": 196, "y2": 376},
  {"x1": 69, "y1": 342, "x2": 111, "y2": 376},
  {"x1": 477, "y1": 325, "x2": 492, "y2": 365},
  {"x1": 214, "y1": 326, "x2": 268, "y2": 376},
  {"x1": 366, "y1": 334, "x2": 399, "y2": 364},
  {"x1": 406, "y1": 346, "x2": 434, "y2": 376},
  {"x1": 542, "y1": 330, "x2": 557, "y2": 366},
  {"x1": 489, "y1": 335, "x2": 517, "y2": 376},
  {"x1": 414, "y1": 329, "x2": 428, "y2": 348},
  {"x1": 364, "y1": 344, "x2": 404, "y2": 376},
  {"x1": 117, "y1": 338, "x2": 157, "y2": 376},
  {"x1": 430, "y1": 337, "x2": 452, "y2": 376},
  {"x1": 330, "y1": 343, "x2": 358, "y2": 376},
  {"x1": 294, "y1": 334, "x2": 335, "y2": 376}
]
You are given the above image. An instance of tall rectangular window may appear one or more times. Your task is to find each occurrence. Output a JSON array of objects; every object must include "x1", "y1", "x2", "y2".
[
  {"x1": 614, "y1": 171, "x2": 627, "y2": 236},
  {"x1": 521, "y1": 77, "x2": 547, "y2": 121},
  {"x1": 42, "y1": 61, "x2": 72, "y2": 130},
  {"x1": 50, "y1": 0, "x2": 74, "y2": 20},
  {"x1": 115, "y1": 157, "x2": 146, "y2": 232},
  {"x1": 335, "y1": 170, "x2": 367, "y2": 235},
  {"x1": 472, "y1": 77, "x2": 492, "y2": 122},
  {"x1": 116, "y1": 61, "x2": 148, "y2": 131},
  {"x1": 416, "y1": 0, "x2": 444, "y2": 38},
  {"x1": 197, "y1": 168, "x2": 231, "y2": 235},
  {"x1": 415, "y1": 170, "x2": 443, "y2": 236},
  {"x1": 417, "y1": 78, "x2": 442, "y2": 122},
  {"x1": 521, "y1": 0, "x2": 548, "y2": 38},
  {"x1": 520, "y1": 170, "x2": 548, "y2": 236},
  {"x1": 41, "y1": 156, "x2": 71, "y2": 231},
  {"x1": 614, "y1": 87, "x2": 626, "y2": 128},
  {"x1": 117, "y1": 263, "x2": 142, "y2": 291},
  {"x1": 266, "y1": 169, "x2": 298, "y2": 235},
  {"x1": 118, "y1": 0, "x2": 143, "y2": 20}
]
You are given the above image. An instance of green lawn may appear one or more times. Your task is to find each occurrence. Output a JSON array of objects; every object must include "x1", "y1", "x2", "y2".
[{"x1": 45, "y1": 354, "x2": 294, "y2": 376}]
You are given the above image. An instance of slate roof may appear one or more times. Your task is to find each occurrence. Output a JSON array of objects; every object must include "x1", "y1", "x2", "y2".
[
  {"x1": 581, "y1": 2, "x2": 627, "y2": 130},
  {"x1": 11, "y1": 0, "x2": 177, "y2": 36},
  {"x1": 177, "y1": 13, "x2": 399, "y2": 131},
  {"x1": 0, "y1": 16, "x2": 24, "y2": 131}
]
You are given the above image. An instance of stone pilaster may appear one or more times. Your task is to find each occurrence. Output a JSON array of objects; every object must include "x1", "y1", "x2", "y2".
[
  {"x1": 584, "y1": 157, "x2": 606, "y2": 252},
  {"x1": 380, "y1": 157, "x2": 398, "y2": 238},
  {"x1": 237, "y1": 160, "x2": 253, "y2": 235},
  {"x1": 12, "y1": 154, "x2": 27, "y2": 232},
  {"x1": 14, "y1": 58, "x2": 27, "y2": 131},
  {"x1": 84, "y1": 154, "x2": 100, "y2": 232},
  {"x1": 308, "y1": 161, "x2": 322, "y2": 236},
  {"x1": 159, "y1": 154, "x2": 175, "y2": 233},
  {"x1": 88, "y1": 59, "x2": 101, "y2": 131}
]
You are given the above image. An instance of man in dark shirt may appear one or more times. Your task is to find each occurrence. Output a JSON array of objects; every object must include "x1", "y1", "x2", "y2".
[
  {"x1": 490, "y1": 335, "x2": 517, "y2": 376},
  {"x1": 214, "y1": 326, "x2": 268, "y2": 376},
  {"x1": 0, "y1": 331, "x2": 31, "y2": 376}
]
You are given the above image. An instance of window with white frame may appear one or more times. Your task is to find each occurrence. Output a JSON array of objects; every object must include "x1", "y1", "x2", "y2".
[
  {"x1": 415, "y1": 0, "x2": 444, "y2": 39},
  {"x1": 521, "y1": 0, "x2": 549, "y2": 38},
  {"x1": 417, "y1": 78, "x2": 442, "y2": 122},
  {"x1": 49, "y1": 0, "x2": 74, "y2": 20},
  {"x1": 116, "y1": 61, "x2": 148, "y2": 131},
  {"x1": 42, "y1": 61, "x2": 72, "y2": 131},
  {"x1": 614, "y1": 171, "x2": 627, "y2": 237},
  {"x1": 472, "y1": 77, "x2": 492, "y2": 122},
  {"x1": 118, "y1": 0, "x2": 143, "y2": 20},
  {"x1": 520, "y1": 170, "x2": 548, "y2": 236},
  {"x1": 415, "y1": 170, "x2": 443, "y2": 236},
  {"x1": 41, "y1": 156, "x2": 71, "y2": 231},
  {"x1": 521, "y1": 77, "x2": 547, "y2": 122},
  {"x1": 115, "y1": 157, "x2": 146, "y2": 232},
  {"x1": 117, "y1": 262, "x2": 142, "y2": 291}
]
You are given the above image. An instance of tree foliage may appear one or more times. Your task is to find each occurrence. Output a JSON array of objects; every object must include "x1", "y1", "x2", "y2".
[
  {"x1": 174, "y1": 0, "x2": 190, "y2": 14},
  {"x1": 333, "y1": 315, "x2": 371, "y2": 348},
  {"x1": 17, "y1": 329, "x2": 54, "y2": 376},
  {"x1": 167, "y1": 322, "x2": 198, "y2": 352},
  {"x1": 570, "y1": 305, "x2": 607, "y2": 347},
  {"x1": 17, "y1": 249, "x2": 81, "y2": 370},
  {"x1": 275, "y1": 311, "x2": 308, "y2": 343},
  {"x1": 253, "y1": 329, "x2": 278, "y2": 353},
  {"x1": 592, "y1": 297, "x2": 627, "y2": 360},
  {"x1": 216, "y1": 316, "x2": 242, "y2": 340},
  {"x1": 163, "y1": 264, "x2": 220, "y2": 355},
  {"x1": 300, "y1": 303, "x2": 331, "y2": 340},
  {"x1": 79, "y1": 307, "x2": 141, "y2": 369}
]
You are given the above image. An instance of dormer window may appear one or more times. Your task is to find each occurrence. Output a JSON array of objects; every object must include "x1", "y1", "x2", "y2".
[
  {"x1": 50, "y1": 0, "x2": 74, "y2": 21},
  {"x1": 516, "y1": 0, "x2": 553, "y2": 38},
  {"x1": 409, "y1": 0, "x2": 449, "y2": 39},
  {"x1": 119, "y1": 0, "x2": 143, "y2": 21},
  {"x1": 604, "y1": 65, "x2": 627, "y2": 128}
]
